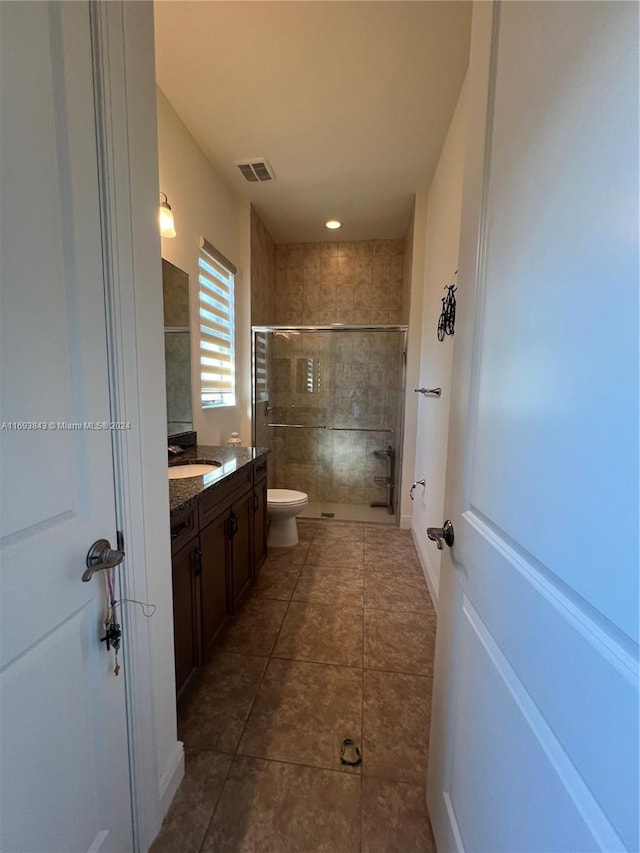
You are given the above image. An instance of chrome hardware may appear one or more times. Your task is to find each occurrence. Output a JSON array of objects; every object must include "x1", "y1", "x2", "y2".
[
  {"x1": 414, "y1": 387, "x2": 442, "y2": 397},
  {"x1": 267, "y1": 424, "x2": 394, "y2": 433},
  {"x1": 373, "y1": 476, "x2": 394, "y2": 487},
  {"x1": 82, "y1": 538, "x2": 125, "y2": 582},
  {"x1": 427, "y1": 520, "x2": 454, "y2": 550},
  {"x1": 409, "y1": 479, "x2": 426, "y2": 500},
  {"x1": 373, "y1": 446, "x2": 394, "y2": 460}
]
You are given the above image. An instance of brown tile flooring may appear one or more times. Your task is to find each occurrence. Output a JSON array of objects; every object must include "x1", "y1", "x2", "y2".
[{"x1": 151, "y1": 521, "x2": 437, "y2": 853}]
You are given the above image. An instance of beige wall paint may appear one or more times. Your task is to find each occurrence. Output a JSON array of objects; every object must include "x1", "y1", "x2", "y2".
[
  {"x1": 399, "y1": 198, "x2": 423, "y2": 529},
  {"x1": 157, "y1": 88, "x2": 251, "y2": 445},
  {"x1": 410, "y1": 77, "x2": 467, "y2": 601}
]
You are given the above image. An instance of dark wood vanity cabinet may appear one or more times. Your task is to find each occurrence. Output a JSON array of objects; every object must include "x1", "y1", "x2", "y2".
[
  {"x1": 199, "y1": 510, "x2": 229, "y2": 658},
  {"x1": 253, "y1": 460, "x2": 268, "y2": 574},
  {"x1": 230, "y1": 489, "x2": 254, "y2": 607},
  {"x1": 171, "y1": 534, "x2": 200, "y2": 695},
  {"x1": 170, "y1": 456, "x2": 267, "y2": 694}
]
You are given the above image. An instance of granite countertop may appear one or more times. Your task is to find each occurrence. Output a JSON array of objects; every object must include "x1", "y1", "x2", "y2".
[{"x1": 168, "y1": 444, "x2": 268, "y2": 517}]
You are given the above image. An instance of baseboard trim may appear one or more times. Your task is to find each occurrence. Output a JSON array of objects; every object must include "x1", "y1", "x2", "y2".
[
  {"x1": 411, "y1": 525, "x2": 439, "y2": 611},
  {"x1": 157, "y1": 740, "x2": 185, "y2": 822},
  {"x1": 400, "y1": 513, "x2": 412, "y2": 530}
]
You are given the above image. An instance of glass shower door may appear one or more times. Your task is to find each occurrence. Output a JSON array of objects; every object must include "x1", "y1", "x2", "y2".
[{"x1": 253, "y1": 327, "x2": 406, "y2": 524}]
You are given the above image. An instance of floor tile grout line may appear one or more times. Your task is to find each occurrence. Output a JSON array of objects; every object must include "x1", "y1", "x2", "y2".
[
  {"x1": 195, "y1": 752, "x2": 234, "y2": 853},
  {"x1": 183, "y1": 745, "x2": 429, "y2": 787},
  {"x1": 185, "y1": 530, "x2": 433, "y2": 853},
  {"x1": 195, "y1": 559, "x2": 299, "y2": 851},
  {"x1": 232, "y1": 750, "x2": 363, "y2": 778},
  {"x1": 231, "y1": 595, "x2": 295, "y2": 758}
]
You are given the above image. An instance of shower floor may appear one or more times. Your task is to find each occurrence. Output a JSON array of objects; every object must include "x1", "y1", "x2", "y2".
[{"x1": 297, "y1": 501, "x2": 396, "y2": 525}]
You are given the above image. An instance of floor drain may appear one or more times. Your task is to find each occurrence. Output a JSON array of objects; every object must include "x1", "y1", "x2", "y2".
[
  {"x1": 340, "y1": 738, "x2": 362, "y2": 766},
  {"x1": 320, "y1": 512, "x2": 335, "y2": 518}
]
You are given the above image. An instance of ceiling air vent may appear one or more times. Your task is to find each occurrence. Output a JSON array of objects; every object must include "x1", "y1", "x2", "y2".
[{"x1": 235, "y1": 159, "x2": 275, "y2": 182}]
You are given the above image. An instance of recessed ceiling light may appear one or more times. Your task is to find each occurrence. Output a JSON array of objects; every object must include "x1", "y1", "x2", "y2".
[{"x1": 325, "y1": 219, "x2": 342, "y2": 230}]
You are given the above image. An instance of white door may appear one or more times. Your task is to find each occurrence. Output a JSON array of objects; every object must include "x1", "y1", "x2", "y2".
[
  {"x1": 0, "y1": 3, "x2": 133, "y2": 851},
  {"x1": 427, "y1": 3, "x2": 638, "y2": 851}
]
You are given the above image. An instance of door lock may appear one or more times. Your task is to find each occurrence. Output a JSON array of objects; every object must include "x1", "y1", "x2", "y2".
[{"x1": 427, "y1": 520, "x2": 454, "y2": 550}]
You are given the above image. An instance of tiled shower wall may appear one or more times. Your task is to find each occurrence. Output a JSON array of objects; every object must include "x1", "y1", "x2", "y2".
[
  {"x1": 250, "y1": 207, "x2": 276, "y2": 325},
  {"x1": 274, "y1": 239, "x2": 405, "y2": 325},
  {"x1": 250, "y1": 209, "x2": 409, "y2": 509},
  {"x1": 255, "y1": 330, "x2": 405, "y2": 508}
]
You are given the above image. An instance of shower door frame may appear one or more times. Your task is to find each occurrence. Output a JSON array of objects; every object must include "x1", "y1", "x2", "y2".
[{"x1": 251, "y1": 325, "x2": 409, "y2": 525}]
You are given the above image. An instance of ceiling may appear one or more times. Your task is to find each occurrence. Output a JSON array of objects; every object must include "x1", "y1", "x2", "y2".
[{"x1": 154, "y1": 1, "x2": 472, "y2": 244}]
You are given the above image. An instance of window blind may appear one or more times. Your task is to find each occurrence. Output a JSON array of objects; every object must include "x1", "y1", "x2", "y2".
[
  {"x1": 198, "y1": 239, "x2": 236, "y2": 407},
  {"x1": 254, "y1": 331, "x2": 268, "y2": 402}
]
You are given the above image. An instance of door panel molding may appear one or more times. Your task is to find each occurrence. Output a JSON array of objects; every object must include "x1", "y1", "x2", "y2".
[
  {"x1": 457, "y1": 507, "x2": 638, "y2": 845},
  {"x1": 447, "y1": 594, "x2": 624, "y2": 852},
  {"x1": 464, "y1": 508, "x2": 638, "y2": 669}
]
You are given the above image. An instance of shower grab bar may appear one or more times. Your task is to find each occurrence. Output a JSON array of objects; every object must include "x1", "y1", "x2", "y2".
[{"x1": 266, "y1": 423, "x2": 394, "y2": 434}]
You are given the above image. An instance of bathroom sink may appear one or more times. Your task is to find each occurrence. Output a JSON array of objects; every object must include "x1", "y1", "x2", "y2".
[{"x1": 168, "y1": 463, "x2": 221, "y2": 480}]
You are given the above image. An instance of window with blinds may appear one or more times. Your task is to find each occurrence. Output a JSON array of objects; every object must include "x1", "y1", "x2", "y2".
[
  {"x1": 198, "y1": 238, "x2": 237, "y2": 408},
  {"x1": 254, "y1": 331, "x2": 269, "y2": 402}
]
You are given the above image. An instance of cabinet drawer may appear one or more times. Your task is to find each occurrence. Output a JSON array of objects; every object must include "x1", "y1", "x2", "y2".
[
  {"x1": 199, "y1": 466, "x2": 253, "y2": 528},
  {"x1": 170, "y1": 506, "x2": 198, "y2": 555}
]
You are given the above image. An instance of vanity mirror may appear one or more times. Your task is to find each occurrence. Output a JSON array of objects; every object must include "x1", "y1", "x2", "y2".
[{"x1": 162, "y1": 258, "x2": 193, "y2": 435}]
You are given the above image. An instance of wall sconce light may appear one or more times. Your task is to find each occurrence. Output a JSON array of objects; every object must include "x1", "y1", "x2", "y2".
[{"x1": 159, "y1": 192, "x2": 176, "y2": 238}]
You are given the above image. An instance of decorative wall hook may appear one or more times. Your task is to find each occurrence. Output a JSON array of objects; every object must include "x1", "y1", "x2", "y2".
[{"x1": 437, "y1": 271, "x2": 458, "y2": 341}]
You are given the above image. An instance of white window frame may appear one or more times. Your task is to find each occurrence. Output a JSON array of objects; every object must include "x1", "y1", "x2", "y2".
[{"x1": 198, "y1": 237, "x2": 237, "y2": 408}]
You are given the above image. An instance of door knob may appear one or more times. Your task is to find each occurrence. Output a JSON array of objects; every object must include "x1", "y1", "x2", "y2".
[
  {"x1": 82, "y1": 538, "x2": 125, "y2": 582},
  {"x1": 427, "y1": 520, "x2": 454, "y2": 550}
]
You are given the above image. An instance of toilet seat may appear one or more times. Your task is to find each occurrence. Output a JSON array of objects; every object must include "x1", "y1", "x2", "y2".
[{"x1": 267, "y1": 489, "x2": 307, "y2": 506}]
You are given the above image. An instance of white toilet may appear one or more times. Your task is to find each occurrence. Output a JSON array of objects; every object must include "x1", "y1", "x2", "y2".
[{"x1": 267, "y1": 489, "x2": 309, "y2": 547}]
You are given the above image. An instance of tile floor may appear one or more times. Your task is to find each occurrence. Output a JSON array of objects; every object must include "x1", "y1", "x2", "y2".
[{"x1": 151, "y1": 520, "x2": 437, "y2": 853}]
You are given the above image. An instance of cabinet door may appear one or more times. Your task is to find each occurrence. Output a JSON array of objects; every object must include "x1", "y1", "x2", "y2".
[
  {"x1": 200, "y1": 510, "x2": 230, "y2": 657},
  {"x1": 253, "y1": 475, "x2": 268, "y2": 574},
  {"x1": 172, "y1": 538, "x2": 200, "y2": 695},
  {"x1": 231, "y1": 489, "x2": 253, "y2": 607}
]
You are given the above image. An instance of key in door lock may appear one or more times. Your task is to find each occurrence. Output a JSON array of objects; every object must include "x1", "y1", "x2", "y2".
[{"x1": 427, "y1": 520, "x2": 454, "y2": 550}]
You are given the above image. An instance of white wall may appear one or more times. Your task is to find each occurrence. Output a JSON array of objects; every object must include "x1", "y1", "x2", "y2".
[
  {"x1": 399, "y1": 198, "x2": 425, "y2": 529},
  {"x1": 157, "y1": 89, "x2": 251, "y2": 446},
  {"x1": 410, "y1": 78, "x2": 467, "y2": 603}
]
